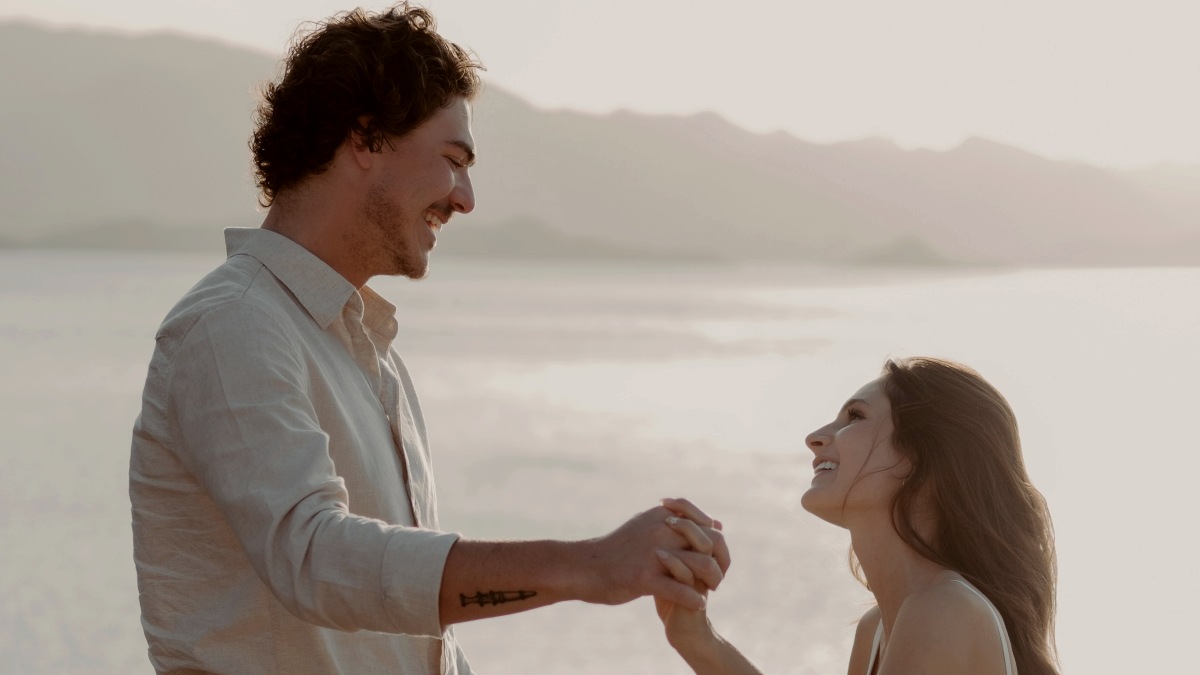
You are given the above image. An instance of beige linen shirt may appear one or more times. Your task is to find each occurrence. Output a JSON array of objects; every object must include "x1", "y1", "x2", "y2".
[{"x1": 130, "y1": 228, "x2": 472, "y2": 674}]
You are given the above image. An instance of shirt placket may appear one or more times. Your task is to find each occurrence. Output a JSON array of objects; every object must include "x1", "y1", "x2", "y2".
[{"x1": 343, "y1": 301, "x2": 422, "y2": 528}]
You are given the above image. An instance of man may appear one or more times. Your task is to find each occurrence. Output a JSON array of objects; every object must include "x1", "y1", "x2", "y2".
[{"x1": 129, "y1": 4, "x2": 727, "y2": 674}]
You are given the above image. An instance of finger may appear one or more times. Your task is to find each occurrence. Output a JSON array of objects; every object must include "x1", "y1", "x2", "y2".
[
  {"x1": 670, "y1": 549, "x2": 725, "y2": 591},
  {"x1": 665, "y1": 516, "x2": 714, "y2": 555},
  {"x1": 666, "y1": 512, "x2": 731, "y2": 574},
  {"x1": 654, "y1": 595, "x2": 673, "y2": 623},
  {"x1": 660, "y1": 497, "x2": 716, "y2": 528},
  {"x1": 650, "y1": 576, "x2": 706, "y2": 612},
  {"x1": 707, "y1": 527, "x2": 732, "y2": 574},
  {"x1": 655, "y1": 549, "x2": 695, "y2": 586}
]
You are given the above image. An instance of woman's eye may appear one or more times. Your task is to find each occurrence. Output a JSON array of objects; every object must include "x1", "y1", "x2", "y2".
[{"x1": 847, "y1": 408, "x2": 864, "y2": 421}]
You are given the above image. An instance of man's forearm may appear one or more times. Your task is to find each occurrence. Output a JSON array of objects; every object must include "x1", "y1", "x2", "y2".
[
  {"x1": 438, "y1": 538, "x2": 589, "y2": 626},
  {"x1": 436, "y1": 503, "x2": 726, "y2": 627}
]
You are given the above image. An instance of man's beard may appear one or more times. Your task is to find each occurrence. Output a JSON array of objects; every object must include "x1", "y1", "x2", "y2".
[{"x1": 364, "y1": 183, "x2": 427, "y2": 280}]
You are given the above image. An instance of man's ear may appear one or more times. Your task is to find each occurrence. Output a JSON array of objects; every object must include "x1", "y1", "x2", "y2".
[{"x1": 347, "y1": 115, "x2": 376, "y2": 170}]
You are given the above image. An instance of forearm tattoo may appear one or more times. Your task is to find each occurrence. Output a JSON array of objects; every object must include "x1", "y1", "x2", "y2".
[{"x1": 459, "y1": 590, "x2": 538, "y2": 607}]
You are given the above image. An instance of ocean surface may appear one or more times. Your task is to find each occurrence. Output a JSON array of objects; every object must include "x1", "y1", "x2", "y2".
[{"x1": 1, "y1": 250, "x2": 1196, "y2": 674}]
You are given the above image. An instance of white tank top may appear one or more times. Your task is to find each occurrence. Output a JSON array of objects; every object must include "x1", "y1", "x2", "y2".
[{"x1": 864, "y1": 579, "x2": 1016, "y2": 675}]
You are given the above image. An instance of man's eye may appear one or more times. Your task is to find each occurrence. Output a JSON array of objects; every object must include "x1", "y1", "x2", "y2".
[{"x1": 447, "y1": 156, "x2": 467, "y2": 168}]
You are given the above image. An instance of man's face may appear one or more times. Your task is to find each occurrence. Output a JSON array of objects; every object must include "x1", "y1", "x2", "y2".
[{"x1": 363, "y1": 97, "x2": 476, "y2": 279}]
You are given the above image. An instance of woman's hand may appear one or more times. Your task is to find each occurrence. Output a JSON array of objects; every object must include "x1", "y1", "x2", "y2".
[
  {"x1": 660, "y1": 497, "x2": 731, "y2": 576},
  {"x1": 654, "y1": 499, "x2": 765, "y2": 675},
  {"x1": 653, "y1": 498, "x2": 730, "y2": 655},
  {"x1": 654, "y1": 547, "x2": 718, "y2": 651}
]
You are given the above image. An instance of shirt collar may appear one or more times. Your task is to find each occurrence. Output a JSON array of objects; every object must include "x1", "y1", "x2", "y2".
[
  {"x1": 224, "y1": 228, "x2": 356, "y2": 330},
  {"x1": 359, "y1": 286, "x2": 400, "y2": 345}
]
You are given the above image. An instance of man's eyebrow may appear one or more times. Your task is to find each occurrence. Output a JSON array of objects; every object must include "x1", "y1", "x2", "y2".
[{"x1": 447, "y1": 140, "x2": 476, "y2": 167}]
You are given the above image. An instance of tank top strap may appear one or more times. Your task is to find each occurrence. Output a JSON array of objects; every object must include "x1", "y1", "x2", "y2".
[
  {"x1": 864, "y1": 620, "x2": 884, "y2": 675},
  {"x1": 951, "y1": 579, "x2": 1017, "y2": 675}
]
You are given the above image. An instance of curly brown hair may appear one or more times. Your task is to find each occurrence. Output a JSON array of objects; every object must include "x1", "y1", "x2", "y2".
[
  {"x1": 879, "y1": 357, "x2": 1060, "y2": 675},
  {"x1": 250, "y1": 3, "x2": 483, "y2": 206}
]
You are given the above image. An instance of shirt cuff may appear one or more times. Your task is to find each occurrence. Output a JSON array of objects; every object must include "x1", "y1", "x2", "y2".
[{"x1": 380, "y1": 527, "x2": 461, "y2": 636}]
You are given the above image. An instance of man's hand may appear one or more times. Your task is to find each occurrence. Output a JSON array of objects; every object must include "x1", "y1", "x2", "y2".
[{"x1": 578, "y1": 500, "x2": 728, "y2": 611}]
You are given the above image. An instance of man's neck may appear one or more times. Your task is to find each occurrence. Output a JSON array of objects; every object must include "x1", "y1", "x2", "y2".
[{"x1": 261, "y1": 184, "x2": 372, "y2": 288}]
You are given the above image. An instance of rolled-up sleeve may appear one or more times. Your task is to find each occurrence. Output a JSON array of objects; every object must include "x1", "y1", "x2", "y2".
[{"x1": 165, "y1": 299, "x2": 457, "y2": 636}]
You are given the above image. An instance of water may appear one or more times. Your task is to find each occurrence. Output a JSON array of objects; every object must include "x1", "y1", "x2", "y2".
[{"x1": 1, "y1": 250, "x2": 1196, "y2": 673}]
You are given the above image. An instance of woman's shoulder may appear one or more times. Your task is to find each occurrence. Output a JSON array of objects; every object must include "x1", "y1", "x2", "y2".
[
  {"x1": 847, "y1": 605, "x2": 882, "y2": 675},
  {"x1": 900, "y1": 575, "x2": 999, "y2": 633},
  {"x1": 854, "y1": 600, "x2": 883, "y2": 638},
  {"x1": 886, "y1": 576, "x2": 1009, "y2": 674}
]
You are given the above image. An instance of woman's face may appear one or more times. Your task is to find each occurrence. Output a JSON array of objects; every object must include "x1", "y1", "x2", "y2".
[{"x1": 800, "y1": 376, "x2": 911, "y2": 527}]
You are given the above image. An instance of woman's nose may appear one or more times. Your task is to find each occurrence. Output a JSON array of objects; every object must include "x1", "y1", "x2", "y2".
[{"x1": 805, "y1": 429, "x2": 829, "y2": 451}]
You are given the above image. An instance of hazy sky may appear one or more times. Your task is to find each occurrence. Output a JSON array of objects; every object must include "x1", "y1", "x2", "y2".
[{"x1": 2, "y1": 0, "x2": 1198, "y2": 169}]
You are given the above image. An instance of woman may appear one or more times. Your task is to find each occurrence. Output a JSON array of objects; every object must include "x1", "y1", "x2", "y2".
[{"x1": 657, "y1": 357, "x2": 1059, "y2": 674}]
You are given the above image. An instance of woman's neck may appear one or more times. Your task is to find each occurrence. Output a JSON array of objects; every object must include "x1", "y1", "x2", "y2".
[{"x1": 849, "y1": 516, "x2": 950, "y2": 640}]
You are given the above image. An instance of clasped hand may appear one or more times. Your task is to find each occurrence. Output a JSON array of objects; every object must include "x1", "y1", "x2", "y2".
[
  {"x1": 585, "y1": 496, "x2": 729, "y2": 612},
  {"x1": 654, "y1": 497, "x2": 728, "y2": 650}
]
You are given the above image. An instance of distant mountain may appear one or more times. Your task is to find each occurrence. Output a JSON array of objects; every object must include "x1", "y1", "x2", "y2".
[
  {"x1": 0, "y1": 21, "x2": 269, "y2": 239},
  {"x1": 435, "y1": 216, "x2": 717, "y2": 262},
  {"x1": 1, "y1": 21, "x2": 1196, "y2": 265}
]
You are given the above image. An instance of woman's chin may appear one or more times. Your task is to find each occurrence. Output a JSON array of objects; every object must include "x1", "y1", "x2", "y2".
[
  {"x1": 799, "y1": 490, "x2": 846, "y2": 527},
  {"x1": 799, "y1": 488, "x2": 823, "y2": 517}
]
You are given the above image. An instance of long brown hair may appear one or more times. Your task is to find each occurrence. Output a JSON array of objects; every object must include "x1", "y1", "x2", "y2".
[{"x1": 880, "y1": 357, "x2": 1059, "y2": 675}]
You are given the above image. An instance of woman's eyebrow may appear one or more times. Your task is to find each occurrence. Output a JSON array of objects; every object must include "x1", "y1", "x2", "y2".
[{"x1": 840, "y1": 398, "x2": 869, "y2": 414}]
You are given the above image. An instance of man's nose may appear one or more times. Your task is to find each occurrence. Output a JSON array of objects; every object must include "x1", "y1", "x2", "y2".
[{"x1": 452, "y1": 172, "x2": 475, "y2": 214}]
